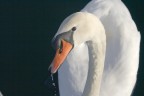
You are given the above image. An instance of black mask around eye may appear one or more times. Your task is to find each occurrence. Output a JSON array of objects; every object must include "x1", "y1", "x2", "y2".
[{"x1": 51, "y1": 27, "x2": 76, "y2": 50}]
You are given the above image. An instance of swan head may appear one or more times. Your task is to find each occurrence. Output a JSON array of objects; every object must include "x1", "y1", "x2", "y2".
[{"x1": 50, "y1": 12, "x2": 105, "y2": 73}]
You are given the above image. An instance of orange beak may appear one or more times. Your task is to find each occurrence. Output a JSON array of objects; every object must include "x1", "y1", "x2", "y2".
[{"x1": 50, "y1": 39, "x2": 73, "y2": 73}]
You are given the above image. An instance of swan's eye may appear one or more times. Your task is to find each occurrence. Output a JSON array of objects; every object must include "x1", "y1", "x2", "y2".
[{"x1": 72, "y1": 27, "x2": 76, "y2": 31}]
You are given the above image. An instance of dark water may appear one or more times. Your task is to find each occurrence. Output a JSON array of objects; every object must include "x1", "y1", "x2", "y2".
[{"x1": 0, "y1": 0, "x2": 143, "y2": 96}]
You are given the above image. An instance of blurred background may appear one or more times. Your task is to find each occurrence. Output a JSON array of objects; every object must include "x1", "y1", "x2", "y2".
[{"x1": 0, "y1": 0, "x2": 143, "y2": 96}]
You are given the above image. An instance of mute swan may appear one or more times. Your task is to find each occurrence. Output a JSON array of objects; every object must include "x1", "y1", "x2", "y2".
[{"x1": 50, "y1": 0, "x2": 140, "y2": 96}]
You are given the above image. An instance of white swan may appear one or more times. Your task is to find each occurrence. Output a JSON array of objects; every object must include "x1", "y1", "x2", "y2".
[{"x1": 50, "y1": 0, "x2": 141, "y2": 96}]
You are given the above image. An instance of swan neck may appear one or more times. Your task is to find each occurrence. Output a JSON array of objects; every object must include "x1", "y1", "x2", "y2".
[{"x1": 82, "y1": 41, "x2": 106, "y2": 96}]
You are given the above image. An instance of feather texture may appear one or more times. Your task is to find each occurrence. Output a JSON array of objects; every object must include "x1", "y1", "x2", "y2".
[{"x1": 57, "y1": 0, "x2": 140, "y2": 96}]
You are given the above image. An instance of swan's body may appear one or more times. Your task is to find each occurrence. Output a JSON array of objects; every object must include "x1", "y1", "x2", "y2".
[{"x1": 50, "y1": 0, "x2": 140, "y2": 96}]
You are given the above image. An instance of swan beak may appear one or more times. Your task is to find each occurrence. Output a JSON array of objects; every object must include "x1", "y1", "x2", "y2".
[{"x1": 51, "y1": 39, "x2": 73, "y2": 74}]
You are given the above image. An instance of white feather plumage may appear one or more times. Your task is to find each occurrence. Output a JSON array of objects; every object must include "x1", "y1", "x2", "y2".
[{"x1": 56, "y1": 0, "x2": 141, "y2": 96}]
